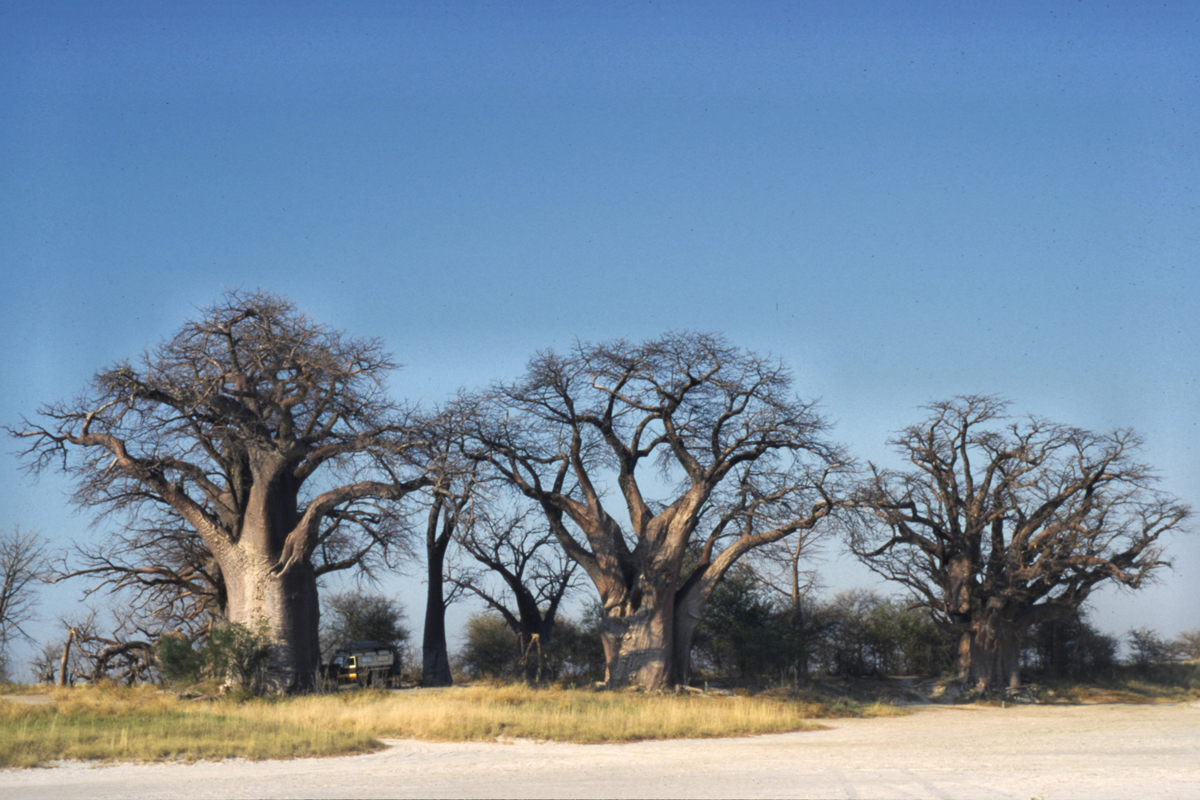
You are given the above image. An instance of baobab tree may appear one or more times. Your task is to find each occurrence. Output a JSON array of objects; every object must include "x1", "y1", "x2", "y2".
[
  {"x1": 463, "y1": 333, "x2": 848, "y2": 688},
  {"x1": 11, "y1": 290, "x2": 430, "y2": 691},
  {"x1": 851, "y1": 395, "x2": 1190, "y2": 692}
]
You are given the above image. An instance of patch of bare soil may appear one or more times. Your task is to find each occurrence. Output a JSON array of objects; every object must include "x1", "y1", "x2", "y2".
[{"x1": 1, "y1": 702, "x2": 1198, "y2": 799}]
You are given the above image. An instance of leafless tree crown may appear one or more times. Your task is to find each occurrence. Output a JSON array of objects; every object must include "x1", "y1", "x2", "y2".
[
  {"x1": 0, "y1": 527, "x2": 48, "y2": 651},
  {"x1": 10, "y1": 290, "x2": 432, "y2": 633},
  {"x1": 851, "y1": 395, "x2": 1190, "y2": 627}
]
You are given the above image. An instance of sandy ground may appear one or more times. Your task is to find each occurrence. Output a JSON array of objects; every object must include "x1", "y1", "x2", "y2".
[{"x1": 2, "y1": 702, "x2": 1198, "y2": 799}]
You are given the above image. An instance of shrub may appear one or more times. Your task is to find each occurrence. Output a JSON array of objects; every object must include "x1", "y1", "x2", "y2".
[
  {"x1": 155, "y1": 620, "x2": 273, "y2": 693},
  {"x1": 319, "y1": 592, "x2": 409, "y2": 662},
  {"x1": 458, "y1": 613, "x2": 521, "y2": 679},
  {"x1": 457, "y1": 611, "x2": 606, "y2": 683},
  {"x1": 1023, "y1": 612, "x2": 1119, "y2": 680},
  {"x1": 692, "y1": 566, "x2": 812, "y2": 681},
  {"x1": 1127, "y1": 627, "x2": 1176, "y2": 669},
  {"x1": 810, "y1": 590, "x2": 951, "y2": 678},
  {"x1": 156, "y1": 633, "x2": 206, "y2": 685}
]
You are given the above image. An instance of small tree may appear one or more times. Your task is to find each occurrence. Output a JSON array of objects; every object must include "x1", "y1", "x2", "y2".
[
  {"x1": 852, "y1": 396, "x2": 1189, "y2": 692},
  {"x1": 1126, "y1": 627, "x2": 1176, "y2": 670},
  {"x1": 0, "y1": 527, "x2": 47, "y2": 659},
  {"x1": 1175, "y1": 629, "x2": 1200, "y2": 661},
  {"x1": 452, "y1": 507, "x2": 579, "y2": 683},
  {"x1": 320, "y1": 591, "x2": 409, "y2": 660}
]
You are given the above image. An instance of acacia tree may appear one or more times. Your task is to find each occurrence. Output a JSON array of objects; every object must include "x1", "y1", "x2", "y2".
[
  {"x1": 851, "y1": 395, "x2": 1190, "y2": 692},
  {"x1": 11, "y1": 291, "x2": 430, "y2": 691},
  {"x1": 464, "y1": 333, "x2": 847, "y2": 688}
]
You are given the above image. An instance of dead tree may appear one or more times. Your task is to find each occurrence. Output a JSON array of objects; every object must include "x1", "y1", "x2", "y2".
[
  {"x1": 462, "y1": 333, "x2": 848, "y2": 688},
  {"x1": 11, "y1": 290, "x2": 431, "y2": 691},
  {"x1": 851, "y1": 395, "x2": 1190, "y2": 692}
]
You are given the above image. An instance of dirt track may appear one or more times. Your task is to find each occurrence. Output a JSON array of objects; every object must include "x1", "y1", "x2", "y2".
[{"x1": 3, "y1": 702, "x2": 1198, "y2": 799}]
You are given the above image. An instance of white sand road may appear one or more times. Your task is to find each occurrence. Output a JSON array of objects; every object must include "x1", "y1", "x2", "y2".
[{"x1": 2, "y1": 702, "x2": 1198, "y2": 799}]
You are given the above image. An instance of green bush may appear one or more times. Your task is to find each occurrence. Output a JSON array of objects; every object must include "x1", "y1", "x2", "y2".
[
  {"x1": 691, "y1": 564, "x2": 816, "y2": 682},
  {"x1": 458, "y1": 613, "x2": 521, "y2": 679},
  {"x1": 155, "y1": 621, "x2": 273, "y2": 693},
  {"x1": 457, "y1": 611, "x2": 606, "y2": 683},
  {"x1": 156, "y1": 634, "x2": 206, "y2": 685}
]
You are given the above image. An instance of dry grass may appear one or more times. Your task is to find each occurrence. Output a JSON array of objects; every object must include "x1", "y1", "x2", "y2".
[
  {"x1": 307, "y1": 684, "x2": 828, "y2": 743},
  {"x1": 0, "y1": 682, "x2": 896, "y2": 767},
  {"x1": 0, "y1": 686, "x2": 378, "y2": 769}
]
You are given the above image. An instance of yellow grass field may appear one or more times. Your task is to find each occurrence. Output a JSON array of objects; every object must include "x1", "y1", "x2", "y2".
[{"x1": 0, "y1": 683, "x2": 899, "y2": 768}]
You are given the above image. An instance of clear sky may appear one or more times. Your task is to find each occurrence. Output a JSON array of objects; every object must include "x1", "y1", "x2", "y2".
[{"x1": 2, "y1": 1, "x2": 1197, "y2": 674}]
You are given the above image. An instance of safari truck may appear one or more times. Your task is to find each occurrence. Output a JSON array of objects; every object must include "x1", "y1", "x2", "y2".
[{"x1": 324, "y1": 641, "x2": 400, "y2": 687}]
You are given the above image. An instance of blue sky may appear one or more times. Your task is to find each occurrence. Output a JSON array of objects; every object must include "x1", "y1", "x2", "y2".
[{"x1": 1, "y1": 1, "x2": 1197, "y2": 671}]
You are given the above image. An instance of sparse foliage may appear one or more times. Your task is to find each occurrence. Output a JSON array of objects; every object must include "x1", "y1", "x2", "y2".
[{"x1": 851, "y1": 396, "x2": 1190, "y2": 692}]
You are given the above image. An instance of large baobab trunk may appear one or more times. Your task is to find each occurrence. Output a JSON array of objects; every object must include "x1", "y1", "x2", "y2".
[
  {"x1": 15, "y1": 291, "x2": 434, "y2": 696},
  {"x1": 221, "y1": 552, "x2": 321, "y2": 692},
  {"x1": 960, "y1": 616, "x2": 1023, "y2": 692},
  {"x1": 598, "y1": 584, "x2": 675, "y2": 688}
]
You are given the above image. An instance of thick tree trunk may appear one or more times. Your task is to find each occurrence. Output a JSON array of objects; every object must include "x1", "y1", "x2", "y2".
[
  {"x1": 599, "y1": 590, "x2": 673, "y2": 689},
  {"x1": 222, "y1": 553, "x2": 320, "y2": 693},
  {"x1": 669, "y1": 591, "x2": 705, "y2": 686},
  {"x1": 962, "y1": 616, "x2": 1023, "y2": 692}
]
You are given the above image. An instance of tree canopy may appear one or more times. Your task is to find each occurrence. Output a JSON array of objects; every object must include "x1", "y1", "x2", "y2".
[
  {"x1": 461, "y1": 332, "x2": 850, "y2": 687},
  {"x1": 851, "y1": 395, "x2": 1190, "y2": 691},
  {"x1": 12, "y1": 290, "x2": 431, "y2": 690}
]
